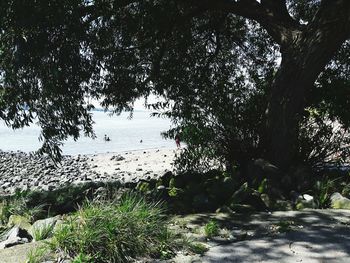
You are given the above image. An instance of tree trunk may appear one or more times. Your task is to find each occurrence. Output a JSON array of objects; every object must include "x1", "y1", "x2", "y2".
[
  {"x1": 256, "y1": 0, "x2": 350, "y2": 172},
  {"x1": 265, "y1": 53, "x2": 310, "y2": 170},
  {"x1": 266, "y1": 35, "x2": 350, "y2": 170}
]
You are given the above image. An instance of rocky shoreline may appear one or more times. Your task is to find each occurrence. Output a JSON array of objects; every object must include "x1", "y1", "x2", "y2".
[{"x1": 0, "y1": 148, "x2": 175, "y2": 195}]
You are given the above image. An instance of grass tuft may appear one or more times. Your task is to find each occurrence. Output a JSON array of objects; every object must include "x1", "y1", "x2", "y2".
[
  {"x1": 204, "y1": 220, "x2": 219, "y2": 238},
  {"x1": 32, "y1": 223, "x2": 55, "y2": 241},
  {"x1": 188, "y1": 242, "x2": 208, "y2": 255},
  {"x1": 50, "y1": 192, "x2": 177, "y2": 262},
  {"x1": 26, "y1": 245, "x2": 51, "y2": 263}
]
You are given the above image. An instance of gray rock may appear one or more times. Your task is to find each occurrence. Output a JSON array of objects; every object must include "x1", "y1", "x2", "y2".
[
  {"x1": 331, "y1": 192, "x2": 350, "y2": 209},
  {"x1": 157, "y1": 185, "x2": 166, "y2": 190},
  {"x1": 30, "y1": 216, "x2": 60, "y2": 240},
  {"x1": 296, "y1": 194, "x2": 317, "y2": 210},
  {"x1": 0, "y1": 227, "x2": 32, "y2": 249}
]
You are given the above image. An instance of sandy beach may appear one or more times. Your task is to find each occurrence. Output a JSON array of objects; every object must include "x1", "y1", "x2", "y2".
[
  {"x1": 0, "y1": 147, "x2": 180, "y2": 195},
  {"x1": 88, "y1": 148, "x2": 179, "y2": 181}
]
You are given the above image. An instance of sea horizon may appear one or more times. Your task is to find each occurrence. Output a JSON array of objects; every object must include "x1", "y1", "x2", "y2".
[{"x1": 0, "y1": 110, "x2": 175, "y2": 155}]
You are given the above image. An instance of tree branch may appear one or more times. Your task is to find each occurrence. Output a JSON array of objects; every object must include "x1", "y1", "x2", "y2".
[
  {"x1": 299, "y1": 0, "x2": 350, "y2": 79},
  {"x1": 184, "y1": 0, "x2": 303, "y2": 46}
]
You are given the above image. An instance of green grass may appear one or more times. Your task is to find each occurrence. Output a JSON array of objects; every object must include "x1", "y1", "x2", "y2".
[
  {"x1": 276, "y1": 220, "x2": 294, "y2": 233},
  {"x1": 27, "y1": 245, "x2": 51, "y2": 263},
  {"x1": 188, "y1": 242, "x2": 208, "y2": 255},
  {"x1": 71, "y1": 253, "x2": 94, "y2": 263},
  {"x1": 50, "y1": 192, "x2": 177, "y2": 262},
  {"x1": 32, "y1": 222, "x2": 55, "y2": 241},
  {"x1": 204, "y1": 220, "x2": 219, "y2": 238},
  {"x1": 0, "y1": 198, "x2": 45, "y2": 224}
]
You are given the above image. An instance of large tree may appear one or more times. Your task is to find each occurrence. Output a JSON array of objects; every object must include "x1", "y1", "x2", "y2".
[{"x1": 0, "y1": 0, "x2": 350, "y2": 170}]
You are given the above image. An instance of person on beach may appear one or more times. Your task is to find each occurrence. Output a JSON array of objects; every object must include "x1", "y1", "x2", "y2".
[{"x1": 175, "y1": 133, "x2": 181, "y2": 148}]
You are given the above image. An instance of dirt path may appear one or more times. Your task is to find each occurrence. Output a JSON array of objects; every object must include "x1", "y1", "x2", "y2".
[
  {"x1": 2, "y1": 209, "x2": 350, "y2": 262},
  {"x1": 169, "y1": 209, "x2": 350, "y2": 263}
]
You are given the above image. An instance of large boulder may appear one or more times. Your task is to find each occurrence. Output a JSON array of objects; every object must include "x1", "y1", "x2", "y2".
[
  {"x1": 207, "y1": 177, "x2": 236, "y2": 201},
  {"x1": 7, "y1": 215, "x2": 32, "y2": 232},
  {"x1": 330, "y1": 192, "x2": 350, "y2": 209},
  {"x1": 29, "y1": 216, "x2": 60, "y2": 240},
  {"x1": 288, "y1": 165, "x2": 313, "y2": 192},
  {"x1": 246, "y1": 159, "x2": 280, "y2": 188},
  {"x1": 0, "y1": 227, "x2": 32, "y2": 249}
]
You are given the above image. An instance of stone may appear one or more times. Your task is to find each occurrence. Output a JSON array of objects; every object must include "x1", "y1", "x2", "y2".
[
  {"x1": 217, "y1": 177, "x2": 236, "y2": 199},
  {"x1": 230, "y1": 182, "x2": 250, "y2": 204},
  {"x1": 29, "y1": 216, "x2": 60, "y2": 239},
  {"x1": 192, "y1": 194, "x2": 210, "y2": 211},
  {"x1": 0, "y1": 240, "x2": 44, "y2": 263},
  {"x1": 7, "y1": 215, "x2": 31, "y2": 232},
  {"x1": 331, "y1": 192, "x2": 350, "y2": 210},
  {"x1": 1, "y1": 182, "x2": 11, "y2": 189},
  {"x1": 246, "y1": 159, "x2": 280, "y2": 187},
  {"x1": 273, "y1": 200, "x2": 293, "y2": 211},
  {"x1": 0, "y1": 227, "x2": 32, "y2": 249},
  {"x1": 296, "y1": 194, "x2": 317, "y2": 210},
  {"x1": 260, "y1": 193, "x2": 272, "y2": 208},
  {"x1": 303, "y1": 194, "x2": 314, "y2": 201},
  {"x1": 161, "y1": 171, "x2": 173, "y2": 186},
  {"x1": 157, "y1": 185, "x2": 166, "y2": 190}
]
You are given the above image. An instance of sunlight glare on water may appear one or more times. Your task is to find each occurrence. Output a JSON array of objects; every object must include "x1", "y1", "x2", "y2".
[{"x1": 0, "y1": 111, "x2": 174, "y2": 155}]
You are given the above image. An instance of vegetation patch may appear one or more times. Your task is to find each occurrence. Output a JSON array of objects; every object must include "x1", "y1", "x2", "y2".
[
  {"x1": 188, "y1": 242, "x2": 209, "y2": 255},
  {"x1": 27, "y1": 245, "x2": 52, "y2": 263},
  {"x1": 31, "y1": 222, "x2": 55, "y2": 241},
  {"x1": 204, "y1": 220, "x2": 220, "y2": 238},
  {"x1": 49, "y1": 193, "x2": 178, "y2": 262}
]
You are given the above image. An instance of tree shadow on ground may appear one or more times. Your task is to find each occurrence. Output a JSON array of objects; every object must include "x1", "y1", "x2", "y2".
[{"x1": 176, "y1": 209, "x2": 350, "y2": 263}]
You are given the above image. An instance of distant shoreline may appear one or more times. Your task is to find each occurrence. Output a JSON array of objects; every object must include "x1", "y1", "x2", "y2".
[
  {"x1": 0, "y1": 144, "x2": 176, "y2": 157},
  {"x1": 0, "y1": 111, "x2": 173, "y2": 155}
]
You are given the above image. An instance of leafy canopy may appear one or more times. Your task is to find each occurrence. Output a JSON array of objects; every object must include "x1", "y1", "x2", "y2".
[{"x1": 0, "y1": 0, "x2": 349, "y2": 165}]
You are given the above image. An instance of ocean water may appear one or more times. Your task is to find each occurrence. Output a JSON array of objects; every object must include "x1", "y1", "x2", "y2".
[{"x1": 0, "y1": 111, "x2": 175, "y2": 155}]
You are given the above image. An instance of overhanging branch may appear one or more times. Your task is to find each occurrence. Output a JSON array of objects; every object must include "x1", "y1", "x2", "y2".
[{"x1": 181, "y1": 0, "x2": 303, "y2": 46}]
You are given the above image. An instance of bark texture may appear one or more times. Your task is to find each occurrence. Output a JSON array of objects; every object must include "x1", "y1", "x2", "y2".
[
  {"x1": 208, "y1": 0, "x2": 350, "y2": 170},
  {"x1": 265, "y1": 0, "x2": 350, "y2": 170}
]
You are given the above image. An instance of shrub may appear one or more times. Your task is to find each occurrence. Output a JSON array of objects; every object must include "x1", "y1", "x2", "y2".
[
  {"x1": 204, "y1": 220, "x2": 219, "y2": 238},
  {"x1": 50, "y1": 193, "x2": 176, "y2": 262},
  {"x1": 0, "y1": 199, "x2": 44, "y2": 224}
]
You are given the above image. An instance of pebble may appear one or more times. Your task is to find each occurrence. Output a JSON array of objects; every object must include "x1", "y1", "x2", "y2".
[
  {"x1": 0, "y1": 150, "x2": 167, "y2": 196},
  {"x1": 0, "y1": 151, "x2": 98, "y2": 195}
]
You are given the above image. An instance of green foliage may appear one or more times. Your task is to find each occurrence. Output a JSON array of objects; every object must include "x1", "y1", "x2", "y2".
[
  {"x1": 0, "y1": 181, "x2": 123, "y2": 221},
  {"x1": 0, "y1": 198, "x2": 44, "y2": 224},
  {"x1": 204, "y1": 220, "x2": 219, "y2": 238},
  {"x1": 136, "y1": 182, "x2": 150, "y2": 193},
  {"x1": 299, "y1": 108, "x2": 350, "y2": 168},
  {"x1": 312, "y1": 176, "x2": 347, "y2": 208},
  {"x1": 71, "y1": 253, "x2": 94, "y2": 263},
  {"x1": 0, "y1": 0, "x2": 349, "y2": 182},
  {"x1": 188, "y1": 242, "x2": 208, "y2": 255},
  {"x1": 258, "y1": 178, "x2": 268, "y2": 194},
  {"x1": 161, "y1": 57, "x2": 273, "y2": 172},
  {"x1": 275, "y1": 220, "x2": 294, "y2": 233},
  {"x1": 32, "y1": 223, "x2": 55, "y2": 241},
  {"x1": 50, "y1": 193, "x2": 177, "y2": 262},
  {"x1": 27, "y1": 245, "x2": 52, "y2": 263},
  {"x1": 168, "y1": 187, "x2": 179, "y2": 197},
  {"x1": 0, "y1": 0, "x2": 347, "y2": 167}
]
